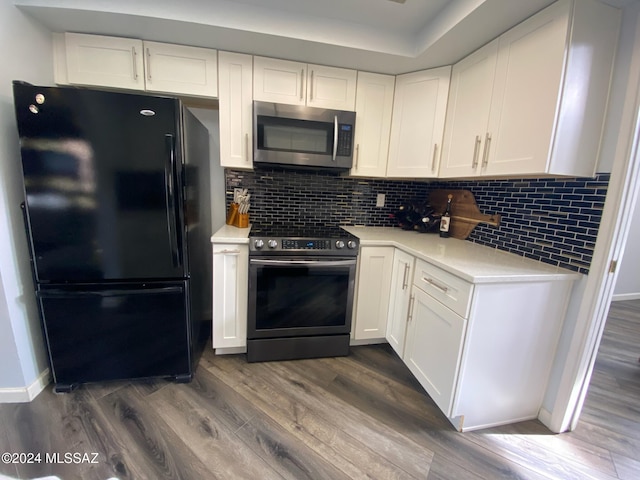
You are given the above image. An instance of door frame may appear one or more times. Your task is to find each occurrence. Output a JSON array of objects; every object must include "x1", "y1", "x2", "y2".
[{"x1": 546, "y1": 7, "x2": 640, "y2": 433}]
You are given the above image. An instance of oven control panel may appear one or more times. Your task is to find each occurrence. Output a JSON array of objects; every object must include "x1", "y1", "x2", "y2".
[
  {"x1": 282, "y1": 239, "x2": 331, "y2": 250},
  {"x1": 251, "y1": 237, "x2": 358, "y2": 255}
]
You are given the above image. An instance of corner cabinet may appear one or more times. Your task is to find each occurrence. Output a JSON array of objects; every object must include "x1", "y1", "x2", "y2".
[
  {"x1": 212, "y1": 243, "x2": 248, "y2": 351},
  {"x1": 253, "y1": 56, "x2": 357, "y2": 110},
  {"x1": 439, "y1": 0, "x2": 620, "y2": 178},
  {"x1": 352, "y1": 246, "x2": 394, "y2": 340},
  {"x1": 386, "y1": 66, "x2": 451, "y2": 178},
  {"x1": 350, "y1": 72, "x2": 395, "y2": 177},
  {"x1": 385, "y1": 254, "x2": 575, "y2": 432},
  {"x1": 54, "y1": 33, "x2": 218, "y2": 98},
  {"x1": 218, "y1": 51, "x2": 254, "y2": 169}
]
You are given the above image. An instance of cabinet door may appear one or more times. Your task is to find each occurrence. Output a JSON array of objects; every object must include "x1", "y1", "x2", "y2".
[
  {"x1": 143, "y1": 41, "x2": 218, "y2": 97},
  {"x1": 212, "y1": 244, "x2": 248, "y2": 349},
  {"x1": 387, "y1": 66, "x2": 451, "y2": 178},
  {"x1": 483, "y1": 0, "x2": 569, "y2": 176},
  {"x1": 307, "y1": 64, "x2": 357, "y2": 110},
  {"x1": 439, "y1": 40, "x2": 497, "y2": 178},
  {"x1": 352, "y1": 247, "x2": 394, "y2": 340},
  {"x1": 351, "y1": 72, "x2": 395, "y2": 177},
  {"x1": 253, "y1": 56, "x2": 306, "y2": 105},
  {"x1": 219, "y1": 52, "x2": 253, "y2": 169},
  {"x1": 404, "y1": 287, "x2": 467, "y2": 416},
  {"x1": 385, "y1": 249, "x2": 414, "y2": 356},
  {"x1": 64, "y1": 33, "x2": 144, "y2": 91}
]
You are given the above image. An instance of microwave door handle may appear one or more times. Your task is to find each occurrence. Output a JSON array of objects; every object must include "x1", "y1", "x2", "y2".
[{"x1": 332, "y1": 115, "x2": 338, "y2": 162}]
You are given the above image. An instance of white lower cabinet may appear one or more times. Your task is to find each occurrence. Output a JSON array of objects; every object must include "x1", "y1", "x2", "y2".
[
  {"x1": 381, "y1": 254, "x2": 574, "y2": 432},
  {"x1": 212, "y1": 243, "x2": 248, "y2": 350},
  {"x1": 404, "y1": 286, "x2": 467, "y2": 417},
  {"x1": 352, "y1": 247, "x2": 394, "y2": 340},
  {"x1": 385, "y1": 249, "x2": 414, "y2": 356}
]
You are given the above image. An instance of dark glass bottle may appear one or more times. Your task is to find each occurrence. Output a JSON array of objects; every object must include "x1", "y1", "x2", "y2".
[{"x1": 439, "y1": 194, "x2": 453, "y2": 238}]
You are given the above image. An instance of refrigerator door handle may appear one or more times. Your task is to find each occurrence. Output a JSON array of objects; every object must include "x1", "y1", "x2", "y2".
[
  {"x1": 37, "y1": 286, "x2": 184, "y2": 298},
  {"x1": 165, "y1": 134, "x2": 181, "y2": 268}
]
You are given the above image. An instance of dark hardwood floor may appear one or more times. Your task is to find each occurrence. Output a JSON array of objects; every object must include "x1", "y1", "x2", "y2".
[{"x1": 1, "y1": 300, "x2": 639, "y2": 480}]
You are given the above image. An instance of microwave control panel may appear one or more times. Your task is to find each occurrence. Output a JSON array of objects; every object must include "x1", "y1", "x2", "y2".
[{"x1": 337, "y1": 124, "x2": 353, "y2": 156}]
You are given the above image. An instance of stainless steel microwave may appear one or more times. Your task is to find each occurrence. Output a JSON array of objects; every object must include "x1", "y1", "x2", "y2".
[{"x1": 253, "y1": 101, "x2": 356, "y2": 171}]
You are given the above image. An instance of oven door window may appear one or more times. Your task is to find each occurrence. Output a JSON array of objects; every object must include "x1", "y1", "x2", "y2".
[
  {"x1": 257, "y1": 116, "x2": 333, "y2": 155},
  {"x1": 251, "y1": 260, "x2": 354, "y2": 336}
]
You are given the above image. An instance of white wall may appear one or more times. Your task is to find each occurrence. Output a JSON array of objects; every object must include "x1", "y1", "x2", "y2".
[
  {"x1": 607, "y1": 2, "x2": 640, "y2": 302},
  {"x1": 0, "y1": 0, "x2": 53, "y2": 398},
  {"x1": 613, "y1": 195, "x2": 640, "y2": 300}
]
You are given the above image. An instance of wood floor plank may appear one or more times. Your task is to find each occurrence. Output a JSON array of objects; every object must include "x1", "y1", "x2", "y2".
[
  {"x1": 611, "y1": 451, "x2": 640, "y2": 480},
  {"x1": 210, "y1": 357, "x2": 427, "y2": 479},
  {"x1": 0, "y1": 387, "x2": 137, "y2": 480},
  {"x1": 147, "y1": 381, "x2": 284, "y2": 479},
  {"x1": 234, "y1": 411, "x2": 352, "y2": 480},
  {"x1": 97, "y1": 387, "x2": 214, "y2": 479}
]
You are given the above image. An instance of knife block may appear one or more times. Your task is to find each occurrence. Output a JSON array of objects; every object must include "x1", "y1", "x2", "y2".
[{"x1": 226, "y1": 202, "x2": 249, "y2": 228}]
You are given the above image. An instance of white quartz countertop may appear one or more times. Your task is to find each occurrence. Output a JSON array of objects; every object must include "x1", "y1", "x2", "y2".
[
  {"x1": 210, "y1": 224, "x2": 581, "y2": 284},
  {"x1": 342, "y1": 226, "x2": 582, "y2": 284},
  {"x1": 210, "y1": 224, "x2": 251, "y2": 244}
]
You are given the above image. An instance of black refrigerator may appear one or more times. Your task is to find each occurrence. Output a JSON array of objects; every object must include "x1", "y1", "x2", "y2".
[{"x1": 13, "y1": 82, "x2": 212, "y2": 393}]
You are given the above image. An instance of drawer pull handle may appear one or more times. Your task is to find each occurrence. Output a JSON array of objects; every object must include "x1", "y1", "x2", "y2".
[
  {"x1": 214, "y1": 249, "x2": 241, "y2": 255},
  {"x1": 424, "y1": 277, "x2": 449, "y2": 293}
]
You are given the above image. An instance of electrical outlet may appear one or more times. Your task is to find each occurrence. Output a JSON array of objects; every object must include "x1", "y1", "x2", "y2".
[{"x1": 376, "y1": 193, "x2": 386, "y2": 207}]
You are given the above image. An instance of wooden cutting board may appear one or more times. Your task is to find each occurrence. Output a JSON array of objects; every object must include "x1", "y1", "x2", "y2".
[{"x1": 429, "y1": 189, "x2": 501, "y2": 240}]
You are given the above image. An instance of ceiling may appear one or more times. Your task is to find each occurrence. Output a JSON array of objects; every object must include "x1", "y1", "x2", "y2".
[{"x1": 13, "y1": 0, "x2": 629, "y2": 74}]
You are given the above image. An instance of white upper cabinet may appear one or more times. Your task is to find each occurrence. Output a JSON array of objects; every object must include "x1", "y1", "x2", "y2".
[
  {"x1": 440, "y1": 0, "x2": 620, "y2": 178},
  {"x1": 439, "y1": 40, "x2": 498, "y2": 178},
  {"x1": 218, "y1": 51, "x2": 253, "y2": 169},
  {"x1": 253, "y1": 56, "x2": 357, "y2": 110},
  {"x1": 143, "y1": 41, "x2": 218, "y2": 97},
  {"x1": 351, "y1": 72, "x2": 395, "y2": 177},
  {"x1": 62, "y1": 33, "x2": 145, "y2": 91},
  {"x1": 386, "y1": 66, "x2": 451, "y2": 178},
  {"x1": 306, "y1": 64, "x2": 357, "y2": 110},
  {"x1": 56, "y1": 33, "x2": 218, "y2": 98}
]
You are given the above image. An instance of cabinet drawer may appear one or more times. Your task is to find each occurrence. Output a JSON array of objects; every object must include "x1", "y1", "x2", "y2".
[{"x1": 413, "y1": 259, "x2": 473, "y2": 318}]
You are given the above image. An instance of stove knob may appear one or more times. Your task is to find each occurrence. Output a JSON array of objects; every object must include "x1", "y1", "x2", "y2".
[
  {"x1": 254, "y1": 239, "x2": 264, "y2": 249},
  {"x1": 347, "y1": 240, "x2": 358, "y2": 249},
  {"x1": 335, "y1": 240, "x2": 345, "y2": 249},
  {"x1": 268, "y1": 239, "x2": 278, "y2": 249}
]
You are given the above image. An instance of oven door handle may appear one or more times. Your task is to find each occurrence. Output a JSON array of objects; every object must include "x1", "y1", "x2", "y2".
[{"x1": 250, "y1": 259, "x2": 357, "y2": 267}]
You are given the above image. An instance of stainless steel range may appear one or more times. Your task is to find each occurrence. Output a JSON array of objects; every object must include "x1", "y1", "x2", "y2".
[{"x1": 247, "y1": 225, "x2": 359, "y2": 362}]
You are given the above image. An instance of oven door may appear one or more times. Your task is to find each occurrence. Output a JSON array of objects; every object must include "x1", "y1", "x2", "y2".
[{"x1": 248, "y1": 257, "x2": 356, "y2": 339}]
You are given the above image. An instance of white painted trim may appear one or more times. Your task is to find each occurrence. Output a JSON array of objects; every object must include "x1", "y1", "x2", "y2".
[
  {"x1": 0, "y1": 369, "x2": 50, "y2": 403},
  {"x1": 611, "y1": 292, "x2": 640, "y2": 301},
  {"x1": 349, "y1": 338, "x2": 387, "y2": 346},
  {"x1": 538, "y1": 407, "x2": 553, "y2": 427},
  {"x1": 214, "y1": 346, "x2": 246, "y2": 355}
]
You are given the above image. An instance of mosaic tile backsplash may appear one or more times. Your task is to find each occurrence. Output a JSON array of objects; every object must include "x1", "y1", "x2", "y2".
[{"x1": 225, "y1": 168, "x2": 609, "y2": 274}]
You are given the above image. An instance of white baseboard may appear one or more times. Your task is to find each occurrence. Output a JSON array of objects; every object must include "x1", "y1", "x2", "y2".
[
  {"x1": 0, "y1": 369, "x2": 50, "y2": 403},
  {"x1": 611, "y1": 292, "x2": 640, "y2": 301}
]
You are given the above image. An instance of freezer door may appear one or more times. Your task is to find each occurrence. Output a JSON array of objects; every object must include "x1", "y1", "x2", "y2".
[
  {"x1": 37, "y1": 282, "x2": 191, "y2": 389},
  {"x1": 13, "y1": 83, "x2": 186, "y2": 282}
]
